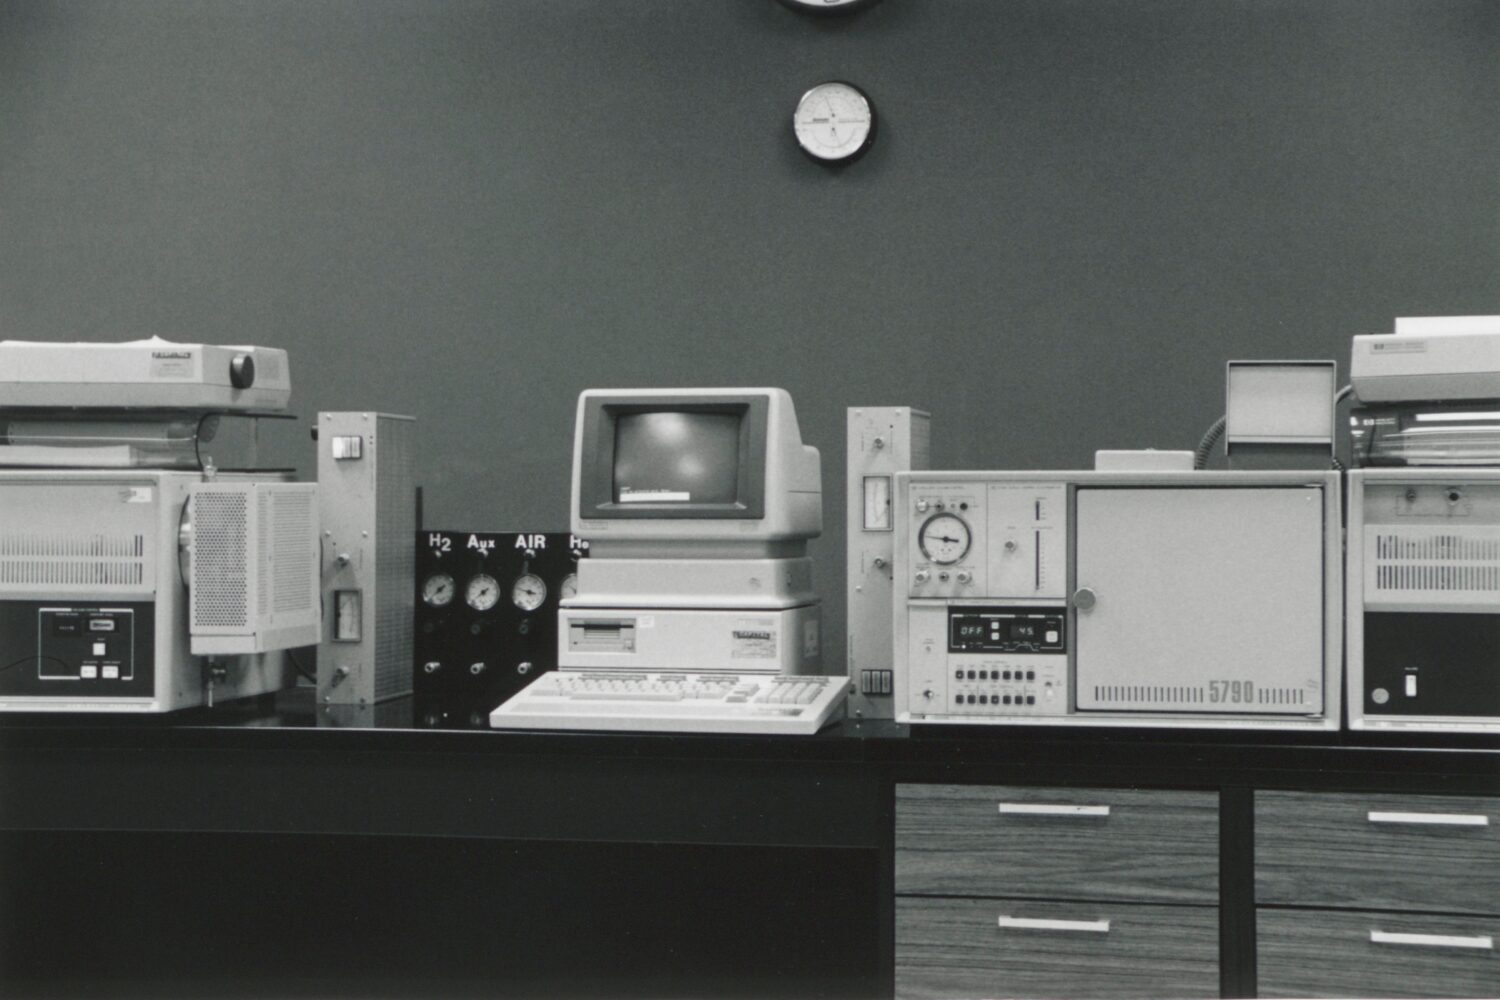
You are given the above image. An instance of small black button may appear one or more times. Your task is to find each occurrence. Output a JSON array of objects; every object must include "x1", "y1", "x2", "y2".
[
  {"x1": 966, "y1": 670, "x2": 976, "y2": 680},
  {"x1": 966, "y1": 694, "x2": 976, "y2": 705},
  {"x1": 979, "y1": 695, "x2": 988, "y2": 705},
  {"x1": 1002, "y1": 695, "x2": 1012, "y2": 705},
  {"x1": 1002, "y1": 670, "x2": 1011, "y2": 681},
  {"x1": 979, "y1": 670, "x2": 989, "y2": 681},
  {"x1": 1026, "y1": 695, "x2": 1036, "y2": 705},
  {"x1": 955, "y1": 670, "x2": 963, "y2": 680},
  {"x1": 1026, "y1": 670, "x2": 1036, "y2": 681}
]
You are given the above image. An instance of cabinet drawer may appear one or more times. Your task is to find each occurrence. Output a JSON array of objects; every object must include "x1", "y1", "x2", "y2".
[
  {"x1": 896, "y1": 896, "x2": 1218, "y2": 1000},
  {"x1": 1257, "y1": 791, "x2": 1500, "y2": 914},
  {"x1": 896, "y1": 784, "x2": 1218, "y2": 903},
  {"x1": 1259, "y1": 908, "x2": 1500, "y2": 998}
]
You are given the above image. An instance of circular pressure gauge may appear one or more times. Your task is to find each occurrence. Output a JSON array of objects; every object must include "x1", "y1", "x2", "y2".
[
  {"x1": 918, "y1": 513, "x2": 971, "y2": 565},
  {"x1": 560, "y1": 573, "x2": 579, "y2": 601},
  {"x1": 421, "y1": 573, "x2": 455, "y2": 608},
  {"x1": 465, "y1": 573, "x2": 500, "y2": 611},
  {"x1": 793, "y1": 81, "x2": 876, "y2": 164},
  {"x1": 512, "y1": 573, "x2": 547, "y2": 612}
]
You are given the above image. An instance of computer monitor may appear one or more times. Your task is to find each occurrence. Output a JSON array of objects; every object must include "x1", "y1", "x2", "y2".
[{"x1": 572, "y1": 388, "x2": 822, "y2": 557}]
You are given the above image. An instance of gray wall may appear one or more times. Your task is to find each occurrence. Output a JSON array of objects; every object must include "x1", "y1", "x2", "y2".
[{"x1": 3, "y1": 0, "x2": 1497, "y2": 673}]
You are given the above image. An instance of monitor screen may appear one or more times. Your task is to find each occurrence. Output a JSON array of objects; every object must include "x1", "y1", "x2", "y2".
[{"x1": 613, "y1": 411, "x2": 741, "y2": 505}]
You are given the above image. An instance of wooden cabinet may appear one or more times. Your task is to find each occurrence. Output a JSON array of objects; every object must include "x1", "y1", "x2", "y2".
[
  {"x1": 898, "y1": 897, "x2": 1218, "y2": 1000},
  {"x1": 1259, "y1": 909, "x2": 1500, "y2": 999},
  {"x1": 1255, "y1": 791, "x2": 1500, "y2": 998},
  {"x1": 895, "y1": 783, "x2": 1219, "y2": 999}
]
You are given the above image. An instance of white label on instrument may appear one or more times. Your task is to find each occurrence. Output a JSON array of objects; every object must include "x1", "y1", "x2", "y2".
[
  {"x1": 732, "y1": 619, "x2": 777, "y2": 659},
  {"x1": 803, "y1": 619, "x2": 820, "y2": 658},
  {"x1": 636, "y1": 616, "x2": 654, "y2": 629},
  {"x1": 1369, "y1": 339, "x2": 1428, "y2": 354},
  {"x1": 618, "y1": 489, "x2": 690, "y2": 502},
  {"x1": 150, "y1": 354, "x2": 194, "y2": 378},
  {"x1": 123, "y1": 487, "x2": 152, "y2": 503}
]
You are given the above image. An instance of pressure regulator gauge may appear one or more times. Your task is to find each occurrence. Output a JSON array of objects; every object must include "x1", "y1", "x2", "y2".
[
  {"x1": 560, "y1": 573, "x2": 579, "y2": 601},
  {"x1": 793, "y1": 81, "x2": 876, "y2": 164},
  {"x1": 421, "y1": 573, "x2": 455, "y2": 608},
  {"x1": 512, "y1": 573, "x2": 547, "y2": 612},
  {"x1": 465, "y1": 573, "x2": 500, "y2": 612},
  {"x1": 919, "y1": 513, "x2": 971, "y2": 565}
]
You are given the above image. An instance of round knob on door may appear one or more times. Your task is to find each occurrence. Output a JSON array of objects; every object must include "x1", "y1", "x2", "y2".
[
  {"x1": 915, "y1": 570, "x2": 930, "y2": 584},
  {"x1": 916, "y1": 500, "x2": 930, "y2": 513},
  {"x1": 1071, "y1": 587, "x2": 1098, "y2": 611},
  {"x1": 229, "y1": 353, "x2": 256, "y2": 389}
]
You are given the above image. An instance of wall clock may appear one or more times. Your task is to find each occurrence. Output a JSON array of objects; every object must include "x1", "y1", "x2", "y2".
[
  {"x1": 793, "y1": 81, "x2": 877, "y2": 164},
  {"x1": 778, "y1": 0, "x2": 881, "y2": 13}
]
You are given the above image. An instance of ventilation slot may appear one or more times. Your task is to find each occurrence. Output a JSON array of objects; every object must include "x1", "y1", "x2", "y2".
[
  {"x1": 1092, "y1": 686, "x2": 1206, "y2": 705},
  {"x1": 0, "y1": 533, "x2": 147, "y2": 589},
  {"x1": 1256, "y1": 688, "x2": 1307, "y2": 706},
  {"x1": 1372, "y1": 531, "x2": 1500, "y2": 595},
  {"x1": 192, "y1": 492, "x2": 249, "y2": 628}
]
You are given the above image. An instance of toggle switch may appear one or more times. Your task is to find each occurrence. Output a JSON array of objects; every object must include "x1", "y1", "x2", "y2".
[{"x1": 1405, "y1": 674, "x2": 1418, "y2": 698}]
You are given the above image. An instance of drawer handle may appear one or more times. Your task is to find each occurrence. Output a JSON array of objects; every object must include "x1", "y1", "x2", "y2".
[
  {"x1": 999, "y1": 803, "x2": 1111, "y2": 818},
  {"x1": 1370, "y1": 930, "x2": 1494, "y2": 951},
  {"x1": 1367, "y1": 811, "x2": 1490, "y2": 828},
  {"x1": 998, "y1": 916, "x2": 1111, "y2": 934}
]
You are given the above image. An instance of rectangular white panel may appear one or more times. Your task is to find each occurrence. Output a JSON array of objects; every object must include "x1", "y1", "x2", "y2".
[{"x1": 1074, "y1": 487, "x2": 1324, "y2": 713}]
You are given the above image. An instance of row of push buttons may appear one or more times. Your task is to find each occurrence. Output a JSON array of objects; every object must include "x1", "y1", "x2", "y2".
[
  {"x1": 957, "y1": 669, "x2": 1035, "y2": 681},
  {"x1": 956, "y1": 693, "x2": 1036, "y2": 706},
  {"x1": 80, "y1": 665, "x2": 121, "y2": 679}
]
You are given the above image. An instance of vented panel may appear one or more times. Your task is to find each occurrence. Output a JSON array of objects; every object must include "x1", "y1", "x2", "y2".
[
  {"x1": 272, "y1": 489, "x2": 316, "y2": 615},
  {"x1": 1093, "y1": 686, "x2": 1206, "y2": 706},
  {"x1": 1364, "y1": 526, "x2": 1500, "y2": 610},
  {"x1": 1089, "y1": 685, "x2": 1307, "y2": 708},
  {"x1": 374, "y1": 422, "x2": 416, "y2": 700},
  {"x1": 0, "y1": 533, "x2": 146, "y2": 587},
  {"x1": 192, "y1": 491, "x2": 249, "y2": 628}
]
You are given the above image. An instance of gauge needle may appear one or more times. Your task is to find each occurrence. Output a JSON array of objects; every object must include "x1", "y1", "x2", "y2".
[{"x1": 937, "y1": 535, "x2": 960, "y2": 544}]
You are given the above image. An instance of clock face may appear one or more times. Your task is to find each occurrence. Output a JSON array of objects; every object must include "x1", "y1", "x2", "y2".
[
  {"x1": 793, "y1": 81, "x2": 876, "y2": 164},
  {"x1": 778, "y1": 0, "x2": 881, "y2": 13}
]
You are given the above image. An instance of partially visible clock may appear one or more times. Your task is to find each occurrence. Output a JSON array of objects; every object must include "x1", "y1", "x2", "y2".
[
  {"x1": 793, "y1": 81, "x2": 877, "y2": 164},
  {"x1": 778, "y1": 0, "x2": 881, "y2": 13}
]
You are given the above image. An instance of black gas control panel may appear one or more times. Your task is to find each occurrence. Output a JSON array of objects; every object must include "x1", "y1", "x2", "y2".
[
  {"x1": 949, "y1": 607, "x2": 1066, "y2": 654},
  {"x1": 413, "y1": 530, "x2": 587, "y2": 711}
]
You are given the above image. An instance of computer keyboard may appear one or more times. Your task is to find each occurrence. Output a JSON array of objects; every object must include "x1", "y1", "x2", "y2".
[{"x1": 488, "y1": 671, "x2": 852, "y2": 735}]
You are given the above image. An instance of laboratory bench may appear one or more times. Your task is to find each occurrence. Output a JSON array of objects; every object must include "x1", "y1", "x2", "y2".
[{"x1": 2, "y1": 692, "x2": 1498, "y2": 999}]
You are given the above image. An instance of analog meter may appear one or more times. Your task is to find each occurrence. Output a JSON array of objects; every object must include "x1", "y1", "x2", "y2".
[
  {"x1": 560, "y1": 573, "x2": 579, "y2": 601},
  {"x1": 919, "y1": 513, "x2": 971, "y2": 565},
  {"x1": 465, "y1": 573, "x2": 500, "y2": 612},
  {"x1": 512, "y1": 573, "x2": 547, "y2": 612},
  {"x1": 421, "y1": 573, "x2": 455, "y2": 608}
]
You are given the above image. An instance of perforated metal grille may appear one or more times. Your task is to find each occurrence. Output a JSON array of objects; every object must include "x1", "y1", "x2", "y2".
[
  {"x1": 0, "y1": 533, "x2": 146, "y2": 587},
  {"x1": 374, "y1": 421, "x2": 415, "y2": 699},
  {"x1": 1372, "y1": 530, "x2": 1500, "y2": 594},
  {"x1": 272, "y1": 489, "x2": 315, "y2": 614},
  {"x1": 192, "y1": 492, "x2": 248, "y2": 628}
]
